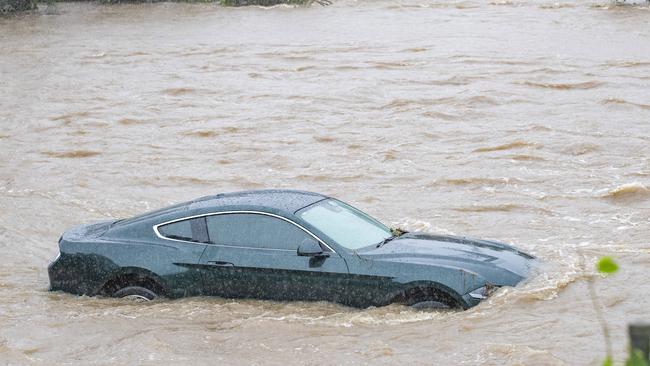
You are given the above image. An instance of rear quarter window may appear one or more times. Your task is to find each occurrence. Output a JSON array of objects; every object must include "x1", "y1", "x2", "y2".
[
  {"x1": 157, "y1": 217, "x2": 209, "y2": 243},
  {"x1": 158, "y1": 220, "x2": 193, "y2": 241}
]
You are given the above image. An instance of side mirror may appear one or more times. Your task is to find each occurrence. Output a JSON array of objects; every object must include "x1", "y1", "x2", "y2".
[{"x1": 297, "y1": 238, "x2": 327, "y2": 257}]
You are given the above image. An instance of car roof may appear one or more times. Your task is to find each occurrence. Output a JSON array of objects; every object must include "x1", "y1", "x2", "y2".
[
  {"x1": 114, "y1": 190, "x2": 329, "y2": 229},
  {"x1": 189, "y1": 189, "x2": 328, "y2": 215}
]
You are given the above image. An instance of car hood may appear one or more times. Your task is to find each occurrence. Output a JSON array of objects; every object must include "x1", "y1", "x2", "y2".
[{"x1": 357, "y1": 232, "x2": 536, "y2": 287}]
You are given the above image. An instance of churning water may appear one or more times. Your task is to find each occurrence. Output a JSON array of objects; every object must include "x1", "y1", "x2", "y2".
[{"x1": 1, "y1": 0, "x2": 649, "y2": 364}]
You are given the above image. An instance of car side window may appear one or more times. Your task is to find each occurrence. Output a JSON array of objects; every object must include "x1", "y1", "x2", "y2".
[
  {"x1": 158, "y1": 217, "x2": 209, "y2": 243},
  {"x1": 206, "y1": 213, "x2": 312, "y2": 251}
]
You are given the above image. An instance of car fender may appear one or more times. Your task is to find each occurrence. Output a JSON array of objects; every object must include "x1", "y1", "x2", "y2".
[
  {"x1": 387, "y1": 280, "x2": 472, "y2": 309},
  {"x1": 98, "y1": 266, "x2": 170, "y2": 297},
  {"x1": 359, "y1": 257, "x2": 489, "y2": 299}
]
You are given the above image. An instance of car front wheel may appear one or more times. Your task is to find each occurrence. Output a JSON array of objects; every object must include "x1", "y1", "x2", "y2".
[{"x1": 113, "y1": 286, "x2": 158, "y2": 302}]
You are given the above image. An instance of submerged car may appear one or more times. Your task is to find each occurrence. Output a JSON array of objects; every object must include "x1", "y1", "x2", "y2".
[{"x1": 49, "y1": 189, "x2": 535, "y2": 308}]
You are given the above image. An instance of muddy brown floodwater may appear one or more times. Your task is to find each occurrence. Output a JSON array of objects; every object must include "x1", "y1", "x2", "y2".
[{"x1": 1, "y1": 0, "x2": 650, "y2": 364}]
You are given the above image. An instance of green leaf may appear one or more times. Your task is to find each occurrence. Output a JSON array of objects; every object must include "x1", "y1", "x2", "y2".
[
  {"x1": 603, "y1": 356, "x2": 613, "y2": 366},
  {"x1": 597, "y1": 256, "x2": 619, "y2": 274}
]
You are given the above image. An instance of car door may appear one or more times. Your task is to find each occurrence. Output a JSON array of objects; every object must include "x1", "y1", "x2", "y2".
[
  {"x1": 152, "y1": 216, "x2": 210, "y2": 297},
  {"x1": 197, "y1": 212, "x2": 350, "y2": 303}
]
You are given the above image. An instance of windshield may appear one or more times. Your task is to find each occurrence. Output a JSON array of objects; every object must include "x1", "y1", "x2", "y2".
[{"x1": 297, "y1": 199, "x2": 392, "y2": 250}]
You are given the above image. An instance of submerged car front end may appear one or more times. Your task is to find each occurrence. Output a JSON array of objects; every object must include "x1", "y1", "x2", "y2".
[{"x1": 357, "y1": 232, "x2": 537, "y2": 308}]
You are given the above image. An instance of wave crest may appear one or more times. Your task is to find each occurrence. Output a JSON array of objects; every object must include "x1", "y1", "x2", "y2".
[
  {"x1": 521, "y1": 80, "x2": 603, "y2": 90},
  {"x1": 602, "y1": 183, "x2": 650, "y2": 201},
  {"x1": 43, "y1": 150, "x2": 101, "y2": 158},
  {"x1": 473, "y1": 140, "x2": 539, "y2": 153},
  {"x1": 601, "y1": 98, "x2": 650, "y2": 110}
]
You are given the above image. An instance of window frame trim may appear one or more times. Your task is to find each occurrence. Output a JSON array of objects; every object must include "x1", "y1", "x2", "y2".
[{"x1": 152, "y1": 210, "x2": 336, "y2": 254}]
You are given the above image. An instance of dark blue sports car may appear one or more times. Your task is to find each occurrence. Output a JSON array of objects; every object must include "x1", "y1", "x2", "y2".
[{"x1": 48, "y1": 190, "x2": 536, "y2": 308}]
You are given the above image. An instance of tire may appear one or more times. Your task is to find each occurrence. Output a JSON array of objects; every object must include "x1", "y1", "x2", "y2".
[
  {"x1": 113, "y1": 286, "x2": 157, "y2": 301},
  {"x1": 400, "y1": 287, "x2": 461, "y2": 310}
]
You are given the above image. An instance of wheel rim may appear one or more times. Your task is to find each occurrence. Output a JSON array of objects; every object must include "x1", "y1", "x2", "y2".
[{"x1": 121, "y1": 294, "x2": 151, "y2": 302}]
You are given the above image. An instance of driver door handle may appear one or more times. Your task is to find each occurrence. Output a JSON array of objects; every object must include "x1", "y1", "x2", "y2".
[{"x1": 207, "y1": 261, "x2": 234, "y2": 267}]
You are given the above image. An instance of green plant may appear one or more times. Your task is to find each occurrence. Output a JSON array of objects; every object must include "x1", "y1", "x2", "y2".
[
  {"x1": 591, "y1": 256, "x2": 649, "y2": 366},
  {"x1": 626, "y1": 349, "x2": 649, "y2": 366},
  {"x1": 590, "y1": 256, "x2": 616, "y2": 366}
]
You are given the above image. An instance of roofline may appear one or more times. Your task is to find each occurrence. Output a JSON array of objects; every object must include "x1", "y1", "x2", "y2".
[
  {"x1": 191, "y1": 189, "x2": 328, "y2": 204},
  {"x1": 112, "y1": 190, "x2": 331, "y2": 230}
]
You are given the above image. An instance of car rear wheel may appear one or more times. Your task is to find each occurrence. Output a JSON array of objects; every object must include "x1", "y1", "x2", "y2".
[{"x1": 113, "y1": 286, "x2": 158, "y2": 302}]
